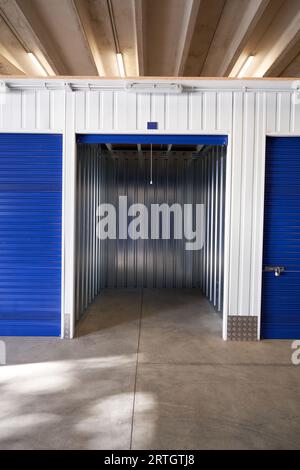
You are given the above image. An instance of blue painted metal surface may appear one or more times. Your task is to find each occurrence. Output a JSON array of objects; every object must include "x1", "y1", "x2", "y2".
[
  {"x1": 261, "y1": 137, "x2": 300, "y2": 339},
  {"x1": 147, "y1": 122, "x2": 158, "y2": 130},
  {"x1": 77, "y1": 134, "x2": 228, "y2": 145},
  {"x1": 0, "y1": 134, "x2": 62, "y2": 336}
]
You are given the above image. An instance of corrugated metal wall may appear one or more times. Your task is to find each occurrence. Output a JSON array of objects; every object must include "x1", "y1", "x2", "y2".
[
  {"x1": 200, "y1": 146, "x2": 226, "y2": 312},
  {"x1": 75, "y1": 144, "x2": 101, "y2": 322},
  {"x1": 98, "y1": 149, "x2": 204, "y2": 289},
  {"x1": 75, "y1": 144, "x2": 226, "y2": 321}
]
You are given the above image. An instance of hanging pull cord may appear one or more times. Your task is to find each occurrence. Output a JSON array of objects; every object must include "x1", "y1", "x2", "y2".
[{"x1": 150, "y1": 143, "x2": 153, "y2": 185}]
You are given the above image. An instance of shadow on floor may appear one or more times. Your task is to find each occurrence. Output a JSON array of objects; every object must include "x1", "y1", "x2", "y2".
[{"x1": 0, "y1": 289, "x2": 298, "y2": 450}]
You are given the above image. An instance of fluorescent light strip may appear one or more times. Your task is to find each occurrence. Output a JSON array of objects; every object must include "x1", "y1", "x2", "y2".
[
  {"x1": 237, "y1": 55, "x2": 254, "y2": 78},
  {"x1": 116, "y1": 53, "x2": 125, "y2": 78},
  {"x1": 27, "y1": 52, "x2": 48, "y2": 77}
]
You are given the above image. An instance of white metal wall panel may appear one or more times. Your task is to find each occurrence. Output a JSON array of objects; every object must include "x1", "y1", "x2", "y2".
[
  {"x1": 101, "y1": 91, "x2": 114, "y2": 130},
  {"x1": 86, "y1": 91, "x2": 100, "y2": 130},
  {"x1": 10, "y1": 92, "x2": 22, "y2": 129},
  {"x1": 165, "y1": 95, "x2": 175, "y2": 130},
  {"x1": 3, "y1": 85, "x2": 296, "y2": 136},
  {"x1": 137, "y1": 94, "x2": 151, "y2": 130},
  {"x1": 0, "y1": 89, "x2": 65, "y2": 131},
  {"x1": 22, "y1": 92, "x2": 36, "y2": 129},
  {"x1": 152, "y1": 94, "x2": 166, "y2": 129},
  {"x1": 114, "y1": 92, "x2": 126, "y2": 130},
  {"x1": 203, "y1": 92, "x2": 217, "y2": 130},
  {"x1": 37, "y1": 90, "x2": 50, "y2": 129},
  {"x1": 228, "y1": 92, "x2": 244, "y2": 316},
  {"x1": 190, "y1": 93, "x2": 203, "y2": 130},
  {"x1": 177, "y1": 94, "x2": 189, "y2": 130},
  {"x1": 75, "y1": 91, "x2": 86, "y2": 130},
  {"x1": 63, "y1": 92, "x2": 76, "y2": 338},
  {"x1": 74, "y1": 91, "x2": 234, "y2": 133},
  {"x1": 250, "y1": 92, "x2": 267, "y2": 325},
  {"x1": 292, "y1": 94, "x2": 300, "y2": 133},
  {"x1": 276, "y1": 93, "x2": 291, "y2": 133},
  {"x1": 239, "y1": 93, "x2": 255, "y2": 316},
  {"x1": 266, "y1": 92, "x2": 277, "y2": 134}
]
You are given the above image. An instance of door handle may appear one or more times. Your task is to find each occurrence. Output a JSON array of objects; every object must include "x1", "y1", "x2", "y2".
[{"x1": 264, "y1": 266, "x2": 285, "y2": 277}]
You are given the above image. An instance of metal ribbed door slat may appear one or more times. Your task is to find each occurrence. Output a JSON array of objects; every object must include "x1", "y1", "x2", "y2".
[
  {"x1": 261, "y1": 137, "x2": 300, "y2": 339},
  {"x1": 75, "y1": 144, "x2": 101, "y2": 322},
  {"x1": 0, "y1": 133, "x2": 62, "y2": 336},
  {"x1": 200, "y1": 146, "x2": 226, "y2": 313}
]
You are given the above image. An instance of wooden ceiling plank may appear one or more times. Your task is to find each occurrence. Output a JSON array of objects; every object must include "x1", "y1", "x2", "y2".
[
  {"x1": 174, "y1": 0, "x2": 201, "y2": 76},
  {"x1": 252, "y1": 0, "x2": 300, "y2": 77},
  {"x1": 132, "y1": 0, "x2": 145, "y2": 76},
  {"x1": 110, "y1": 0, "x2": 139, "y2": 76},
  {"x1": 266, "y1": 35, "x2": 300, "y2": 78},
  {"x1": 16, "y1": 0, "x2": 98, "y2": 76},
  {"x1": 0, "y1": 51, "x2": 24, "y2": 75},
  {"x1": 201, "y1": 0, "x2": 270, "y2": 77},
  {"x1": 0, "y1": 0, "x2": 66, "y2": 75},
  {"x1": 183, "y1": 0, "x2": 226, "y2": 77},
  {"x1": 74, "y1": 0, "x2": 104, "y2": 76}
]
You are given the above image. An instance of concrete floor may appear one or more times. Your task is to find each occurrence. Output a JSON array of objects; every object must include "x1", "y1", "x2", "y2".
[{"x1": 0, "y1": 288, "x2": 299, "y2": 450}]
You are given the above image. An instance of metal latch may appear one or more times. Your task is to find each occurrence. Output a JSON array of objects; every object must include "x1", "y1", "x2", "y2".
[{"x1": 264, "y1": 266, "x2": 285, "y2": 277}]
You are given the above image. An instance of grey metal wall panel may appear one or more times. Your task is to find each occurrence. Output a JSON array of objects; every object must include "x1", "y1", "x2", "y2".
[
  {"x1": 75, "y1": 144, "x2": 101, "y2": 322},
  {"x1": 98, "y1": 150, "x2": 204, "y2": 289},
  {"x1": 200, "y1": 145, "x2": 226, "y2": 312}
]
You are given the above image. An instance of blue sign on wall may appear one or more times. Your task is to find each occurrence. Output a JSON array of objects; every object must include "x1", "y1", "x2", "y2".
[{"x1": 147, "y1": 122, "x2": 158, "y2": 130}]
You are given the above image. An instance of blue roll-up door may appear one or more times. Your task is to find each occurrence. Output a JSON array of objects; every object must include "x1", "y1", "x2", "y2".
[
  {"x1": 261, "y1": 137, "x2": 300, "y2": 339},
  {"x1": 0, "y1": 134, "x2": 62, "y2": 336}
]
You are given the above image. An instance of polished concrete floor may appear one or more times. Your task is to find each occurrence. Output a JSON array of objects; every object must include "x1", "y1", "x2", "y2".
[{"x1": 0, "y1": 289, "x2": 299, "y2": 450}]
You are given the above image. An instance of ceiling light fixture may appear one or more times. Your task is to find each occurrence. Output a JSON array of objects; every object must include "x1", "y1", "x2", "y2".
[
  {"x1": 27, "y1": 52, "x2": 48, "y2": 77},
  {"x1": 116, "y1": 53, "x2": 125, "y2": 78},
  {"x1": 107, "y1": 0, "x2": 126, "y2": 78},
  {"x1": 237, "y1": 55, "x2": 255, "y2": 78}
]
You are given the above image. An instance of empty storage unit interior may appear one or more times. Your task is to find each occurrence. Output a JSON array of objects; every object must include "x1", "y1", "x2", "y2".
[
  {"x1": 74, "y1": 137, "x2": 227, "y2": 325},
  {"x1": 0, "y1": 78, "x2": 300, "y2": 340}
]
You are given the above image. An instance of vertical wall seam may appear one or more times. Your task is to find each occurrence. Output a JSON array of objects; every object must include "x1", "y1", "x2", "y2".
[
  {"x1": 289, "y1": 93, "x2": 293, "y2": 133},
  {"x1": 98, "y1": 91, "x2": 101, "y2": 129},
  {"x1": 237, "y1": 92, "x2": 245, "y2": 316},
  {"x1": 275, "y1": 92, "x2": 279, "y2": 133},
  {"x1": 248, "y1": 93, "x2": 257, "y2": 316},
  {"x1": 20, "y1": 90, "x2": 24, "y2": 129}
]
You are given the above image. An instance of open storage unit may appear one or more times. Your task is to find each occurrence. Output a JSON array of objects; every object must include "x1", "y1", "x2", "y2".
[{"x1": 74, "y1": 136, "x2": 227, "y2": 325}]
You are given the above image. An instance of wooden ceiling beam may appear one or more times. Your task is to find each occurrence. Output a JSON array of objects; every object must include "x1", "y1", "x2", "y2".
[
  {"x1": 132, "y1": 0, "x2": 145, "y2": 76},
  {"x1": 174, "y1": 0, "x2": 201, "y2": 76},
  {"x1": 73, "y1": 0, "x2": 104, "y2": 76},
  {"x1": 0, "y1": 0, "x2": 64, "y2": 75},
  {"x1": 201, "y1": 0, "x2": 270, "y2": 76},
  {"x1": 0, "y1": 50, "x2": 24, "y2": 75},
  {"x1": 253, "y1": 0, "x2": 300, "y2": 77}
]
